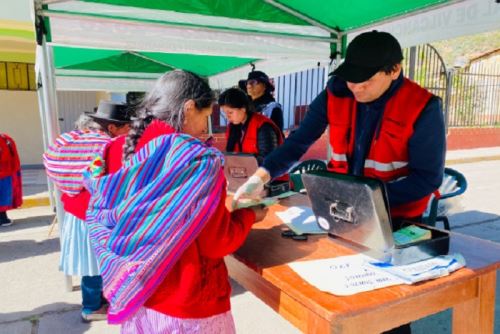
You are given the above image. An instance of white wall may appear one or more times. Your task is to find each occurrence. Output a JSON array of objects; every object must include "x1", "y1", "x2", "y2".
[
  {"x1": 0, "y1": 89, "x2": 111, "y2": 166},
  {"x1": 0, "y1": 90, "x2": 43, "y2": 166}
]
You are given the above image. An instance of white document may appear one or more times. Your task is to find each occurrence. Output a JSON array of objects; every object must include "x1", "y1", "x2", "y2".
[
  {"x1": 275, "y1": 206, "x2": 327, "y2": 235},
  {"x1": 289, "y1": 253, "x2": 465, "y2": 296}
]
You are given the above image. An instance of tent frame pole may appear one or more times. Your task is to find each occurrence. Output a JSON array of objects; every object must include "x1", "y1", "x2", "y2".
[
  {"x1": 264, "y1": 0, "x2": 339, "y2": 36},
  {"x1": 35, "y1": 1, "x2": 72, "y2": 291},
  {"x1": 40, "y1": 10, "x2": 338, "y2": 44}
]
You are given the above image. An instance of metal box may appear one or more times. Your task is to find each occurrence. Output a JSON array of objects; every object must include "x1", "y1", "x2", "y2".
[
  {"x1": 224, "y1": 153, "x2": 259, "y2": 193},
  {"x1": 301, "y1": 171, "x2": 449, "y2": 265},
  {"x1": 223, "y1": 152, "x2": 290, "y2": 197}
]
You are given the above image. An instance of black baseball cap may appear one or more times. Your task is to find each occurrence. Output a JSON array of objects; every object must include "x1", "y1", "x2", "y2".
[{"x1": 332, "y1": 31, "x2": 403, "y2": 83}]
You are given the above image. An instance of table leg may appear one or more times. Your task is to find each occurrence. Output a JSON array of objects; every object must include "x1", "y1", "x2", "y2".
[{"x1": 452, "y1": 270, "x2": 496, "y2": 334}]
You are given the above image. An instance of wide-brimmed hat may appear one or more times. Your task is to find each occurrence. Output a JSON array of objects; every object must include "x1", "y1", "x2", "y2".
[
  {"x1": 245, "y1": 70, "x2": 274, "y2": 92},
  {"x1": 86, "y1": 101, "x2": 131, "y2": 124},
  {"x1": 332, "y1": 30, "x2": 403, "y2": 83}
]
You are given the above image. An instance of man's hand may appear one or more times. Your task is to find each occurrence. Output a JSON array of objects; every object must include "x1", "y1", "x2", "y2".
[{"x1": 232, "y1": 167, "x2": 271, "y2": 209}]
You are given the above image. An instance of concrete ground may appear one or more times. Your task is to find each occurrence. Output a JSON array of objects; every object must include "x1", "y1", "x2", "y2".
[{"x1": 1, "y1": 149, "x2": 499, "y2": 334}]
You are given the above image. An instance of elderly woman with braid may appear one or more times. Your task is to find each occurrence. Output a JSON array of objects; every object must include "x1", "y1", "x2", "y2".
[{"x1": 84, "y1": 70, "x2": 267, "y2": 333}]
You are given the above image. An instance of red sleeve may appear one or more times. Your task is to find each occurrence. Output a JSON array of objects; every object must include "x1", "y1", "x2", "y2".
[
  {"x1": 197, "y1": 191, "x2": 256, "y2": 259},
  {"x1": 61, "y1": 190, "x2": 90, "y2": 220},
  {"x1": 105, "y1": 135, "x2": 126, "y2": 174}
]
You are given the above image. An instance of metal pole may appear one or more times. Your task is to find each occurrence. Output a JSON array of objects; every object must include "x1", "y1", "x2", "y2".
[
  {"x1": 444, "y1": 69, "x2": 454, "y2": 133},
  {"x1": 326, "y1": 39, "x2": 343, "y2": 162},
  {"x1": 35, "y1": 7, "x2": 72, "y2": 290},
  {"x1": 408, "y1": 46, "x2": 416, "y2": 81}
]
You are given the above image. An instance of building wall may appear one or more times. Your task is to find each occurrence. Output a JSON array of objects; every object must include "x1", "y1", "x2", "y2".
[
  {"x1": 0, "y1": 90, "x2": 112, "y2": 167},
  {"x1": 0, "y1": 90, "x2": 43, "y2": 166}
]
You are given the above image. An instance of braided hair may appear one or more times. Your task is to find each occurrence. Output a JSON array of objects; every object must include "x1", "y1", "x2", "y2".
[{"x1": 123, "y1": 70, "x2": 214, "y2": 161}]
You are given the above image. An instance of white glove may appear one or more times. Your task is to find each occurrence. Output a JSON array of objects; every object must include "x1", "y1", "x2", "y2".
[{"x1": 232, "y1": 175, "x2": 265, "y2": 210}]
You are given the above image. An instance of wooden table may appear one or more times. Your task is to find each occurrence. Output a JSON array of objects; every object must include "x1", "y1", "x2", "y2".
[{"x1": 226, "y1": 194, "x2": 500, "y2": 333}]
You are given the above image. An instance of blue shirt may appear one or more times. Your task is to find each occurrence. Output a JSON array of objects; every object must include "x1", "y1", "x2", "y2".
[{"x1": 263, "y1": 73, "x2": 445, "y2": 208}]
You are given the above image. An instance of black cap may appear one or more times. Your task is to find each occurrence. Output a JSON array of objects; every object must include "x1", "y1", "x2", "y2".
[
  {"x1": 86, "y1": 101, "x2": 131, "y2": 124},
  {"x1": 245, "y1": 70, "x2": 274, "y2": 92},
  {"x1": 332, "y1": 31, "x2": 403, "y2": 83}
]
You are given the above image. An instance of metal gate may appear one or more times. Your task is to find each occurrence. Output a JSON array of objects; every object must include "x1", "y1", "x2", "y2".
[
  {"x1": 402, "y1": 44, "x2": 450, "y2": 125},
  {"x1": 274, "y1": 66, "x2": 327, "y2": 130},
  {"x1": 448, "y1": 60, "x2": 500, "y2": 127}
]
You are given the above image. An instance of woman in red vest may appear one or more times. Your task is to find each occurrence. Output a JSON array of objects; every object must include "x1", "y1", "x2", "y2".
[
  {"x1": 0, "y1": 133, "x2": 22, "y2": 226},
  {"x1": 220, "y1": 87, "x2": 283, "y2": 166}
]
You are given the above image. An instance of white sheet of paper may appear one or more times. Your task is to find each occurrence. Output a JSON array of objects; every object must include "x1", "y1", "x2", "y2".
[
  {"x1": 289, "y1": 253, "x2": 465, "y2": 295},
  {"x1": 289, "y1": 254, "x2": 403, "y2": 295},
  {"x1": 275, "y1": 206, "x2": 327, "y2": 235}
]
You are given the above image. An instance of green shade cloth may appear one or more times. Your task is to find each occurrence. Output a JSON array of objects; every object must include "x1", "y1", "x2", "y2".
[{"x1": 54, "y1": 47, "x2": 256, "y2": 77}]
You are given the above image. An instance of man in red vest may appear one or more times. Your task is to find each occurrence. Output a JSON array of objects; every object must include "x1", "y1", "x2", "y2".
[{"x1": 234, "y1": 30, "x2": 445, "y2": 334}]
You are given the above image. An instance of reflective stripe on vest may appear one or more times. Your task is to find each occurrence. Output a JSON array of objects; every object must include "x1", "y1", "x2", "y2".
[
  {"x1": 364, "y1": 159, "x2": 408, "y2": 172},
  {"x1": 326, "y1": 78, "x2": 435, "y2": 218},
  {"x1": 332, "y1": 152, "x2": 348, "y2": 162}
]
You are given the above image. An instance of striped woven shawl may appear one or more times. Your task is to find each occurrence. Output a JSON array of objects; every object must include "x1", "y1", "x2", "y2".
[
  {"x1": 43, "y1": 130, "x2": 111, "y2": 195},
  {"x1": 84, "y1": 133, "x2": 225, "y2": 323}
]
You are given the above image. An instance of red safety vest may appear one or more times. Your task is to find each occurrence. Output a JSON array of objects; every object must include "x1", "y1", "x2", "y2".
[
  {"x1": 326, "y1": 78, "x2": 435, "y2": 218},
  {"x1": 226, "y1": 113, "x2": 288, "y2": 182}
]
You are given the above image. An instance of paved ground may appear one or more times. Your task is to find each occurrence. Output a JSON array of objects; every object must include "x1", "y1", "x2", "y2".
[{"x1": 1, "y1": 149, "x2": 499, "y2": 333}]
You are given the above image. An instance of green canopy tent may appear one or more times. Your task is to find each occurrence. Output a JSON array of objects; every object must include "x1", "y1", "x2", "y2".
[
  {"x1": 37, "y1": 0, "x2": 500, "y2": 91},
  {"x1": 33, "y1": 0, "x2": 500, "y2": 135},
  {"x1": 40, "y1": 0, "x2": 495, "y2": 91}
]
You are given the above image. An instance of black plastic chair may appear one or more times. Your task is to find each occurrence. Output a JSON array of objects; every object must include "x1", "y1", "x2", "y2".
[
  {"x1": 289, "y1": 159, "x2": 327, "y2": 192},
  {"x1": 422, "y1": 167, "x2": 468, "y2": 230}
]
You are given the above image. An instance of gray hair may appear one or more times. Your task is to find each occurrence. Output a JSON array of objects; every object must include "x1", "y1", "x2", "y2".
[{"x1": 74, "y1": 114, "x2": 103, "y2": 132}]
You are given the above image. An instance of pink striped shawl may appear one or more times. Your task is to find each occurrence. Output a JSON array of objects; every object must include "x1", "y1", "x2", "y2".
[
  {"x1": 84, "y1": 133, "x2": 225, "y2": 324},
  {"x1": 43, "y1": 130, "x2": 111, "y2": 195}
]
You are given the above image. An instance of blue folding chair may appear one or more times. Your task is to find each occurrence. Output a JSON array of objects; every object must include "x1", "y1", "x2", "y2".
[{"x1": 422, "y1": 167, "x2": 468, "y2": 230}]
